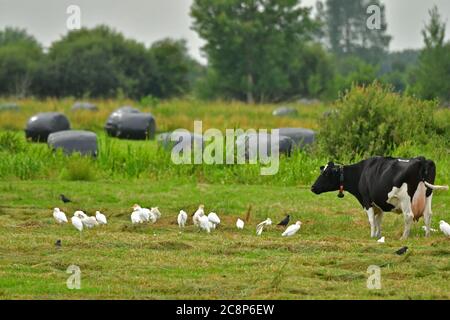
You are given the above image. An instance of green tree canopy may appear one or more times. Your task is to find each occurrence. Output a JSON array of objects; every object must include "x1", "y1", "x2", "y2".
[
  {"x1": 37, "y1": 26, "x2": 158, "y2": 98},
  {"x1": 320, "y1": 0, "x2": 391, "y2": 64},
  {"x1": 411, "y1": 6, "x2": 450, "y2": 101},
  {"x1": 149, "y1": 39, "x2": 194, "y2": 98},
  {"x1": 191, "y1": 0, "x2": 326, "y2": 103},
  {"x1": 0, "y1": 27, "x2": 43, "y2": 96}
]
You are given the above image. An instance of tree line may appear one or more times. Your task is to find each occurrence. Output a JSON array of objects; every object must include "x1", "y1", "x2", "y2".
[{"x1": 0, "y1": 0, "x2": 449, "y2": 103}]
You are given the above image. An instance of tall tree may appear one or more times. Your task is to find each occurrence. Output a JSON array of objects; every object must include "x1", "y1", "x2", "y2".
[
  {"x1": 191, "y1": 0, "x2": 319, "y2": 103},
  {"x1": 321, "y1": 0, "x2": 391, "y2": 64},
  {"x1": 411, "y1": 6, "x2": 450, "y2": 101}
]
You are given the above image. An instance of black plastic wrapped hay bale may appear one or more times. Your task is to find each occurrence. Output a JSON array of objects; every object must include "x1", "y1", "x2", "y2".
[
  {"x1": 48, "y1": 130, "x2": 98, "y2": 157},
  {"x1": 0, "y1": 102, "x2": 20, "y2": 112},
  {"x1": 113, "y1": 106, "x2": 141, "y2": 114},
  {"x1": 236, "y1": 133, "x2": 294, "y2": 158},
  {"x1": 277, "y1": 128, "x2": 315, "y2": 149},
  {"x1": 272, "y1": 106, "x2": 298, "y2": 117},
  {"x1": 105, "y1": 111, "x2": 156, "y2": 140},
  {"x1": 25, "y1": 112, "x2": 71, "y2": 142},
  {"x1": 71, "y1": 102, "x2": 98, "y2": 112},
  {"x1": 157, "y1": 131, "x2": 204, "y2": 150},
  {"x1": 104, "y1": 106, "x2": 143, "y2": 137}
]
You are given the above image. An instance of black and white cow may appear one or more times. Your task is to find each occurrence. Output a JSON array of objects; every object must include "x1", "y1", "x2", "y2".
[{"x1": 311, "y1": 156, "x2": 448, "y2": 239}]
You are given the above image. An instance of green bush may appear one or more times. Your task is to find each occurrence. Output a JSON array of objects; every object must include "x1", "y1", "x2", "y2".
[{"x1": 318, "y1": 83, "x2": 440, "y2": 159}]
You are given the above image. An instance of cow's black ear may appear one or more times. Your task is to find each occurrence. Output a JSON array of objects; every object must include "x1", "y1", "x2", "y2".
[{"x1": 320, "y1": 166, "x2": 324, "y2": 171}]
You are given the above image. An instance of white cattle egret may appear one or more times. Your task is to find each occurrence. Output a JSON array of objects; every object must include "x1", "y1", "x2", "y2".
[
  {"x1": 421, "y1": 226, "x2": 437, "y2": 233},
  {"x1": 71, "y1": 216, "x2": 83, "y2": 236},
  {"x1": 282, "y1": 221, "x2": 302, "y2": 237},
  {"x1": 53, "y1": 208, "x2": 68, "y2": 224},
  {"x1": 82, "y1": 216, "x2": 98, "y2": 228},
  {"x1": 236, "y1": 218, "x2": 245, "y2": 230},
  {"x1": 151, "y1": 207, "x2": 161, "y2": 220},
  {"x1": 148, "y1": 210, "x2": 157, "y2": 223},
  {"x1": 131, "y1": 210, "x2": 143, "y2": 224},
  {"x1": 256, "y1": 218, "x2": 272, "y2": 236},
  {"x1": 74, "y1": 210, "x2": 88, "y2": 219},
  {"x1": 440, "y1": 220, "x2": 450, "y2": 237},
  {"x1": 199, "y1": 215, "x2": 211, "y2": 233},
  {"x1": 193, "y1": 205, "x2": 205, "y2": 226},
  {"x1": 132, "y1": 204, "x2": 151, "y2": 222},
  {"x1": 178, "y1": 210, "x2": 188, "y2": 228},
  {"x1": 95, "y1": 211, "x2": 107, "y2": 225},
  {"x1": 208, "y1": 212, "x2": 220, "y2": 226},
  {"x1": 377, "y1": 236, "x2": 385, "y2": 243}
]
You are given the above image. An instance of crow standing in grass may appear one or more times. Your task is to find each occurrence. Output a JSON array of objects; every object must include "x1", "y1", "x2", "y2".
[
  {"x1": 395, "y1": 246, "x2": 408, "y2": 255},
  {"x1": 277, "y1": 215, "x2": 290, "y2": 227},
  {"x1": 60, "y1": 194, "x2": 72, "y2": 203}
]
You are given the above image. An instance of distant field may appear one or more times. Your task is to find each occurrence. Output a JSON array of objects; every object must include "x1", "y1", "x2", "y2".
[
  {"x1": 0, "y1": 98, "x2": 324, "y2": 132},
  {"x1": 0, "y1": 180, "x2": 449, "y2": 299},
  {"x1": 0, "y1": 98, "x2": 449, "y2": 300}
]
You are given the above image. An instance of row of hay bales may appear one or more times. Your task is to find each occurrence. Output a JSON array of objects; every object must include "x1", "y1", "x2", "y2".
[
  {"x1": 24, "y1": 103, "x2": 157, "y2": 156},
  {"x1": 157, "y1": 128, "x2": 316, "y2": 157},
  {"x1": 21, "y1": 101, "x2": 316, "y2": 157}
]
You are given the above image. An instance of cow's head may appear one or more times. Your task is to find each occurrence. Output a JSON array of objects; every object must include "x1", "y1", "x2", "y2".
[{"x1": 311, "y1": 162, "x2": 344, "y2": 197}]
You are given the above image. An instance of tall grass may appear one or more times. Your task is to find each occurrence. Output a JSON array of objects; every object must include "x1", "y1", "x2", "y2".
[
  {"x1": 0, "y1": 97, "x2": 449, "y2": 185},
  {"x1": 0, "y1": 130, "x2": 448, "y2": 185}
]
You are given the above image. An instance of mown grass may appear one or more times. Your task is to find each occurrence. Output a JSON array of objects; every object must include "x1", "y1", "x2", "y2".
[{"x1": 0, "y1": 180, "x2": 449, "y2": 299}]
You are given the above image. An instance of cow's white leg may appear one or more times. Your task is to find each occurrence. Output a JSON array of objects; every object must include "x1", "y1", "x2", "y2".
[
  {"x1": 365, "y1": 208, "x2": 376, "y2": 238},
  {"x1": 401, "y1": 210, "x2": 414, "y2": 240},
  {"x1": 388, "y1": 183, "x2": 413, "y2": 240},
  {"x1": 423, "y1": 194, "x2": 433, "y2": 237},
  {"x1": 374, "y1": 211, "x2": 384, "y2": 238},
  {"x1": 399, "y1": 194, "x2": 414, "y2": 240}
]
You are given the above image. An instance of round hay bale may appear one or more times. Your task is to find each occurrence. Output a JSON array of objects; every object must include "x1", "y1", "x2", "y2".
[
  {"x1": 71, "y1": 102, "x2": 98, "y2": 112},
  {"x1": 105, "y1": 111, "x2": 156, "y2": 140},
  {"x1": 48, "y1": 130, "x2": 98, "y2": 157},
  {"x1": 25, "y1": 112, "x2": 71, "y2": 142},
  {"x1": 0, "y1": 102, "x2": 20, "y2": 112},
  {"x1": 272, "y1": 106, "x2": 298, "y2": 117},
  {"x1": 298, "y1": 98, "x2": 320, "y2": 105},
  {"x1": 277, "y1": 128, "x2": 316, "y2": 149},
  {"x1": 157, "y1": 131, "x2": 204, "y2": 150},
  {"x1": 236, "y1": 133, "x2": 294, "y2": 158},
  {"x1": 114, "y1": 106, "x2": 141, "y2": 114}
]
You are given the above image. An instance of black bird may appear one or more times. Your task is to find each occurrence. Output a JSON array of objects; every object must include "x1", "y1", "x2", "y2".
[
  {"x1": 395, "y1": 246, "x2": 408, "y2": 255},
  {"x1": 55, "y1": 239, "x2": 62, "y2": 247},
  {"x1": 60, "y1": 194, "x2": 72, "y2": 203},
  {"x1": 277, "y1": 215, "x2": 290, "y2": 227}
]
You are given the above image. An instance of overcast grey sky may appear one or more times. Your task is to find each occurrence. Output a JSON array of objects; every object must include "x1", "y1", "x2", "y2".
[{"x1": 1, "y1": 0, "x2": 449, "y2": 63}]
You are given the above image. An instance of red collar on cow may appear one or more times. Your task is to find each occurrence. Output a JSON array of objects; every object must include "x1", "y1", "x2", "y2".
[{"x1": 338, "y1": 165, "x2": 345, "y2": 198}]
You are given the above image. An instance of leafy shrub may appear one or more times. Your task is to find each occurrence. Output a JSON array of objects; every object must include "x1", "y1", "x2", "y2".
[{"x1": 318, "y1": 83, "x2": 439, "y2": 159}]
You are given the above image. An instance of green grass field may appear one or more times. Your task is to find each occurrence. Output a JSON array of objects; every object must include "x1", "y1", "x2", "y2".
[
  {"x1": 0, "y1": 180, "x2": 449, "y2": 299},
  {"x1": 0, "y1": 98, "x2": 449, "y2": 299}
]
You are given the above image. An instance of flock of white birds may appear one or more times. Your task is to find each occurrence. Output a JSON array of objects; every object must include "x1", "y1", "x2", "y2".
[
  {"x1": 52, "y1": 204, "x2": 304, "y2": 237},
  {"x1": 52, "y1": 205, "x2": 450, "y2": 239}
]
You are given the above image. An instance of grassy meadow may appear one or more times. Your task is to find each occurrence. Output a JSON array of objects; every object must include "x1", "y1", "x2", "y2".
[{"x1": 0, "y1": 98, "x2": 449, "y2": 299}]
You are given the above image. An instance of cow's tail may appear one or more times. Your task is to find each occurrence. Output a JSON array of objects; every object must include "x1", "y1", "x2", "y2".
[{"x1": 424, "y1": 181, "x2": 449, "y2": 191}]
